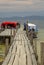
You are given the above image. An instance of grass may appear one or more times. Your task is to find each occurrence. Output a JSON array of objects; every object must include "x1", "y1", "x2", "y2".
[
  {"x1": 36, "y1": 29, "x2": 44, "y2": 64},
  {"x1": 38, "y1": 29, "x2": 44, "y2": 41},
  {"x1": 0, "y1": 44, "x2": 10, "y2": 62},
  {"x1": 0, "y1": 44, "x2": 5, "y2": 62}
]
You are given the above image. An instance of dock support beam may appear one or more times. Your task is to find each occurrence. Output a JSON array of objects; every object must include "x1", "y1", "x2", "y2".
[
  {"x1": 26, "y1": 20, "x2": 28, "y2": 37},
  {"x1": 5, "y1": 38, "x2": 9, "y2": 56},
  {"x1": 41, "y1": 42, "x2": 44, "y2": 65}
]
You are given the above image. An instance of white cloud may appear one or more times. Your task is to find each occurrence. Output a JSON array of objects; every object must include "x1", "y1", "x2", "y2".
[
  {"x1": 0, "y1": 0, "x2": 32, "y2": 3},
  {"x1": 0, "y1": 0, "x2": 44, "y2": 12},
  {"x1": 0, "y1": 0, "x2": 32, "y2": 12}
]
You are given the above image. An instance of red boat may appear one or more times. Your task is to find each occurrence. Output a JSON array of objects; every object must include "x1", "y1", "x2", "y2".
[{"x1": 1, "y1": 21, "x2": 20, "y2": 29}]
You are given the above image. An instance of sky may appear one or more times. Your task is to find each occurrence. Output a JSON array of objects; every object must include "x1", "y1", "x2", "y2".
[{"x1": 0, "y1": 0, "x2": 44, "y2": 17}]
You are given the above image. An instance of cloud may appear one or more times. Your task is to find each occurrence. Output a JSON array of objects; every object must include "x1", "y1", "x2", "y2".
[
  {"x1": 0, "y1": 0, "x2": 44, "y2": 13},
  {"x1": 0, "y1": 0, "x2": 32, "y2": 12},
  {"x1": 0, "y1": 0, "x2": 32, "y2": 6},
  {"x1": 16, "y1": 0, "x2": 29, "y2": 1},
  {"x1": 0, "y1": 0, "x2": 32, "y2": 3}
]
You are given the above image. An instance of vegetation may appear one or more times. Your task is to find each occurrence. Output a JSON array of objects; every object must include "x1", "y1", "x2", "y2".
[{"x1": 0, "y1": 45, "x2": 5, "y2": 62}]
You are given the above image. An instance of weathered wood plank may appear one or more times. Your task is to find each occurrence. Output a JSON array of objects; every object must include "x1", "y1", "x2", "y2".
[
  {"x1": 0, "y1": 29, "x2": 15, "y2": 36},
  {"x1": 28, "y1": 40, "x2": 37, "y2": 65},
  {"x1": 2, "y1": 52, "x2": 11, "y2": 65},
  {"x1": 0, "y1": 29, "x2": 11, "y2": 36},
  {"x1": 2, "y1": 26, "x2": 37, "y2": 65},
  {"x1": 8, "y1": 54, "x2": 15, "y2": 65},
  {"x1": 24, "y1": 41, "x2": 32, "y2": 65}
]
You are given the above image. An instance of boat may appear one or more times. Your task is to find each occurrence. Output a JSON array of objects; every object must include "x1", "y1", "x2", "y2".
[
  {"x1": 1, "y1": 21, "x2": 20, "y2": 29},
  {"x1": 24, "y1": 23, "x2": 38, "y2": 32}
]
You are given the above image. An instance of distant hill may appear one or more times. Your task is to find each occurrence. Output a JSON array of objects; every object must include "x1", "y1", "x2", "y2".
[
  {"x1": 23, "y1": 16, "x2": 44, "y2": 20},
  {"x1": 9, "y1": 16, "x2": 44, "y2": 20},
  {"x1": 0, "y1": 16, "x2": 44, "y2": 22}
]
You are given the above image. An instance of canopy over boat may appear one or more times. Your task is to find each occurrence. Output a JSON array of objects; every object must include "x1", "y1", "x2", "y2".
[
  {"x1": 1, "y1": 21, "x2": 18, "y2": 28},
  {"x1": 28, "y1": 23, "x2": 38, "y2": 32},
  {"x1": 24, "y1": 23, "x2": 38, "y2": 32}
]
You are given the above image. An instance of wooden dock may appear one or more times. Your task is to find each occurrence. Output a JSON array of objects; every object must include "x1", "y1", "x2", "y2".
[
  {"x1": 0, "y1": 29, "x2": 16, "y2": 36},
  {"x1": 2, "y1": 26, "x2": 37, "y2": 65}
]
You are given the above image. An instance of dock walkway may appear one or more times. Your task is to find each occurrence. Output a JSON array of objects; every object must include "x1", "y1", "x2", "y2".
[
  {"x1": 0, "y1": 29, "x2": 15, "y2": 36},
  {"x1": 2, "y1": 26, "x2": 37, "y2": 65}
]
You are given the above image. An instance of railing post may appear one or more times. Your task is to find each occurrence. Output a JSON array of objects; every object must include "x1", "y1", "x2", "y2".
[
  {"x1": 16, "y1": 25, "x2": 18, "y2": 32},
  {"x1": 13, "y1": 29, "x2": 15, "y2": 37},
  {"x1": 10, "y1": 29, "x2": 13, "y2": 44},
  {"x1": 5, "y1": 38, "x2": 9, "y2": 56},
  {"x1": 5, "y1": 25, "x2": 7, "y2": 29},
  {"x1": 26, "y1": 20, "x2": 28, "y2": 36},
  {"x1": 41, "y1": 42, "x2": 44, "y2": 65}
]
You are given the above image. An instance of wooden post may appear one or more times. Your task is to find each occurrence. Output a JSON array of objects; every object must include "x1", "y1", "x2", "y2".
[
  {"x1": 33, "y1": 38, "x2": 37, "y2": 54},
  {"x1": 14, "y1": 29, "x2": 15, "y2": 36},
  {"x1": 30, "y1": 35, "x2": 33, "y2": 45},
  {"x1": 10, "y1": 29, "x2": 12, "y2": 45},
  {"x1": 10, "y1": 36, "x2": 14, "y2": 45},
  {"x1": 11, "y1": 28, "x2": 12, "y2": 36},
  {"x1": 16, "y1": 26, "x2": 17, "y2": 32},
  {"x1": 5, "y1": 25, "x2": 7, "y2": 29},
  {"x1": 5, "y1": 38, "x2": 9, "y2": 56},
  {"x1": 41, "y1": 42, "x2": 44, "y2": 65},
  {"x1": 26, "y1": 20, "x2": 28, "y2": 36},
  {"x1": 13, "y1": 29, "x2": 15, "y2": 37},
  {"x1": 10, "y1": 29, "x2": 15, "y2": 44}
]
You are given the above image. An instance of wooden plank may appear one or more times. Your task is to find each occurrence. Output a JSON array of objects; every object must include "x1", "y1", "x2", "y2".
[
  {"x1": 28, "y1": 40, "x2": 37, "y2": 65},
  {"x1": 2, "y1": 26, "x2": 37, "y2": 65},
  {"x1": 24, "y1": 41, "x2": 32, "y2": 65},
  {"x1": 8, "y1": 40, "x2": 16, "y2": 53},
  {"x1": 0, "y1": 29, "x2": 15, "y2": 36},
  {"x1": 2, "y1": 52, "x2": 11, "y2": 65},
  {"x1": 8, "y1": 54, "x2": 15, "y2": 65},
  {"x1": 0, "y1": 29, "x2": 11, "y2": 36},
  {"x1": 19, "y1": 46, "x2": 26, "y2": 65},
  {"x1": 13, "y1": 42, "x2": 20, "y2": 65},
  {"x1": 13, "y1": 55, "x2": 19, "y2": 65},
  {"x1": 19, "y1": 54, "x2": 26, "y2": 65}
]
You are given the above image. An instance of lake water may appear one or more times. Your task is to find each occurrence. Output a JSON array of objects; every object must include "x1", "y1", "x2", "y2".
[
  {"x1": 0, "y1": 18, "x2": 44, "y2": 29},
  {"x1": 0, "y1": 17, "x2": 44, "y2": 41}
]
